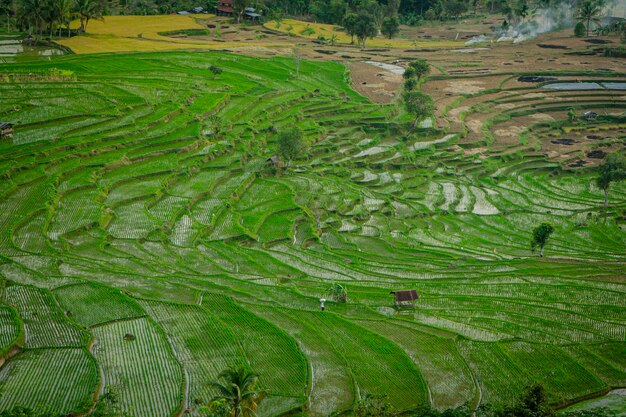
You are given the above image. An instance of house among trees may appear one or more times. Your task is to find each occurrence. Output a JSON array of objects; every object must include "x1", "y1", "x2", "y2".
[
  {"x1": 583, "y1": 111, "x2": 598, "y2": 121},
  {"x1": 244, "y1": 7, "x2": 262, "y2": 20},
  {"x1": 390, "y1": 289, "x2": 418, "y2": 308},
  {"x1": 267, "y1": 155, "x2": 283, "y2": 169},
  {"x1": 0, "y1": 122, "x2": 13, "y2": 140},
  {"x1": 215, "y1": 0, "x2": 233, "y2": 16}
]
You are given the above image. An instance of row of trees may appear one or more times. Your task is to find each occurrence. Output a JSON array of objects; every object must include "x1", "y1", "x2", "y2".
[
  {"x1": 0, "y1": 0, "x2": 104, "y2": 39},
  {"x1": 402, "y1": 58, "x2": 433, "y2": 126},
  {"x1": 271, "y1": 0, "x2": 540, "y2": 25},
  {"x1": 2, "y1": 0, "x2": 610, "y2": 36},
  {"x1": 312, "y1": 0, "x2": 403, "y2": 48},
  {"x1": 266, "y1": 0, "x2": 610, "y2": 27},
  {"x1": 201, "y1": 369, "x2": 617, "y2": 417}
]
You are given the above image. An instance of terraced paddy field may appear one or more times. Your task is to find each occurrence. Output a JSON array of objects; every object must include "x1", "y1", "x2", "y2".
[{"x1": 0, "y1": 38, "x2": 624, "y2": 416}]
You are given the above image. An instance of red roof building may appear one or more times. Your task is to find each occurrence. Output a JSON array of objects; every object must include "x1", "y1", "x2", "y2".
[{"x1": 216, "y1": 0, "x2": 233, "y2": 15}]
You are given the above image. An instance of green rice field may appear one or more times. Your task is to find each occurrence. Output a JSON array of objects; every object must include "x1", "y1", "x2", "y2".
[{"x1": 0, "y1": 50, "x2": 624, "y2": 416}]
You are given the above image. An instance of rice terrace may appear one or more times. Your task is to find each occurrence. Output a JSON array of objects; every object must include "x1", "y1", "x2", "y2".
[{"x1": 0, "y1": 0, "x2": 625, "y2": 416}]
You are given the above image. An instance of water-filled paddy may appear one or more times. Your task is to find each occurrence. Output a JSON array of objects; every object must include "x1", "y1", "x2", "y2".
[{"x1": 543, "y1": 82, "x2": 626, "y2": 90}]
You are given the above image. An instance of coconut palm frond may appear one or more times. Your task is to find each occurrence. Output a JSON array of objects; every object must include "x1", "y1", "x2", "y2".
[{"x1": 208, "y1": 366, "x2": 266, "y2": 417}]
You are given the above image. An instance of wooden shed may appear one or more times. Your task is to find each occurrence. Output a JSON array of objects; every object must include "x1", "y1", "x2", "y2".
[
  {"x1": 0, "y1": 122, "x2": 13, "y2": 140},
  {"x1": 390, "y1": 289, "x2": 419, "y2": 308}
]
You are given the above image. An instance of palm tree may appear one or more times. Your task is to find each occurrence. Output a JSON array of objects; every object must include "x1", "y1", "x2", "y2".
[
  {"x1": 577, "y1": 0, "x2": 601, "y2": 37},
  {"x1": 55, "y1": 0, "x2": 74, "y2": 37},
  {"x1": 75, "y1": 0, "x2": 103, "y2": 32},
  {"x1": 16, "y1": 0, "x2": 47, "y2": 39},
  {"x1": 0, "y1": 0, "x2": 14, "y2": 32},
  {"x1": 210, "y1": 366, "x2": 267, "y2": 417}
]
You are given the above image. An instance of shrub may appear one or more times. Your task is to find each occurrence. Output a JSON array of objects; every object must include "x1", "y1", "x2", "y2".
[
  {"x1": 604, "y1": 46, "x2": 626, "y2": 57},
  {"x1": 381, "y1": 16, "x2": 400, "y2": 39},
  {"x1": 403, "y1": 58, "x2": 430, "y2": 81},
  {"x1": 209, "y1": 65, "x2": 223, "y2": 77},
  {"x1": 300, "y1": 25, "x2": 315, "y2": 36},
  {"x1": 403, "y1": 90, "x2": 434, "y2": 124},
  {"x1": 574, "y1": 22, "x2": 586, "y2": 37},
  {"x1": 276, "y1": 127, "x2": 307, "y2": 162}
]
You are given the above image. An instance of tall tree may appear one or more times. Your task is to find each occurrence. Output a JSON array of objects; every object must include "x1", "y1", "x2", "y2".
[
  {"x1": 444, "y1": 0, "x2": 467, "y2": 20},
  {"x1": 354, "y1": 10, "x2": 378, "y2": 49},
  {"x1": 383, "y1": 0, "x2": 400, "y2": 17},
  {"x1": 210, "y1": 366, "x2": 267, "y2": 417},
  {"x1": 358, "y1": 0, "x2": 383, "y2": 26},
  {"x1": 276, "y1": 126, "x2": 307, "y2": 163},
  {"x1": 0, "y1": 0, "x2": 14, "y2": 31},
  {"x1": 232, "y1": 0, "x2": 249, "y2": 23},
  {"x1": 16, "y1": 0, "x2": 47, "y2": 38},
  {"x1": 404, "y1": 58, "x2": 430, "y2": 81},
  {"x1": 381, "y1": 15, "x2": 400, "y2": 39},
  {"x1": 530, "y1": 223, "x2": 554, "y2": 257},
  {"x1": 343, "y1": 12, "x2": 358, "y2": 43},
  {"x1": 311, "y1": 0, "x2": 346, "y2": 24},
  {"x1": 403, "y1": 90, "x2": 433, "y2": 127},
  {"x1": 55, "y1": 0, "x2": 74, "y2": 37},
  {"x1": 576, "y1": 0, "x2": 601, "y2": 37},
  {"x1": 596, "y1": 153, "x2": 626, "y2": 207}
]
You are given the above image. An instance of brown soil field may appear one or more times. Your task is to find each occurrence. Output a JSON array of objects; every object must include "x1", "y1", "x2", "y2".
[{"x1": 159, "y1": 15, "x2": 625, "y2": 167}]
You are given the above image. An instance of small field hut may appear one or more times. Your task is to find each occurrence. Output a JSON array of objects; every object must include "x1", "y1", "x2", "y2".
[
  {"x1": 0, "y1": 122, "x2": 13, "y2": 140},
  {"x1": 267, "y1": 155, "x2": 283, "y2": 169},
  {"x1": 583, "y1": 111, "x2": 598, "y2": 121},
  {"x1": 390, "y1": 289, "x2": 418, "y2": 308},
  {"x1": 244, "y1": 7, "x2": 262, "y2": 20}
]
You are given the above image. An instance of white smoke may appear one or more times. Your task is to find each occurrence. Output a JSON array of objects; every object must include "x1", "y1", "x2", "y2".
[
  {"x1": 497, "y1": 2, "x2": 576, "y2": 43},
  {"x1": 465, "y1": 0, "x2": 622, "y2": 46}
]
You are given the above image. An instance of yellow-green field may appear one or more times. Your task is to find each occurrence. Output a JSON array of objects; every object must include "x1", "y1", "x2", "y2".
[
  {"x1": 58, "y1": 15, "x2": 290, "y2": 53},
  {"x1": 56, "y1": 15, "x2": 464, "y2": 54},
  {"x1": 263, "y1": 18, "x2": 465, "y2": 48}
]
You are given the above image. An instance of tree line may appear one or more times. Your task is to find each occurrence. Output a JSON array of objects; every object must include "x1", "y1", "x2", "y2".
[
  {"x1": 258, "y1": 0, "x2": 601, "y2": 26},
  {"x1": 0, "y1": 0, "x2": 105, "y2": 39},
  {"x1": 2, "y1": 0, "x2": 614, "y2": 43}
]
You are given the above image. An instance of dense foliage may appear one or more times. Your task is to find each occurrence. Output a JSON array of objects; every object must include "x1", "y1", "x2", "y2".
[
  {"x1": 596, "y1": 153, "x2": 626, "y2": 205},
  {"x1": 2, "y1": 0, "x2": 611, "y2": 37},
  {"x1": 276, "y1": 127, "x2": 307, "y2": 163},
  {"x1": 530, "y1": 223, "x2": 554, "y2": 257}
]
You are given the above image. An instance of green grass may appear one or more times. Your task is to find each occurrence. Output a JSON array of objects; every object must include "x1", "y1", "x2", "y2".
[
  {"x1": 0, "y1": 348, "x2": 98, "y2": 414},
  {"x1": 140, "y1": 300, "x2": 242, "y2": 408},
  {"x1": 54, "y1": 282, "x2": 145, "y2": 327},
  {"x1": 357, "y1": 319, "x2": 475, "y2": 409},
  {"x1": 91, "y1": 318, "x2": 184, "y2": 417},
  {"x1": 0, "y1": 50, "x2": 623, "y2": 415},
  {"x1": 4, "y1": 284, "x2": 90, "y2": 348},
  {"x1": 0, "y1": 307, "x2": 23, "y2": 354}
]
